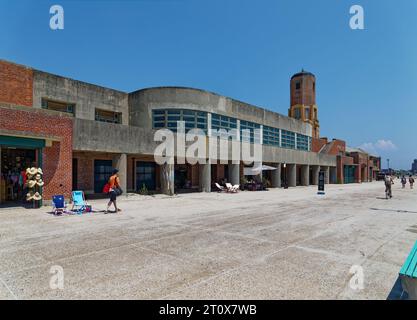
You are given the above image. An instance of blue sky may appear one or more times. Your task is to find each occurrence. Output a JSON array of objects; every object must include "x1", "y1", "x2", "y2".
[{"x1": 1, "y1": 0, "x2": 416, "y2": 169}]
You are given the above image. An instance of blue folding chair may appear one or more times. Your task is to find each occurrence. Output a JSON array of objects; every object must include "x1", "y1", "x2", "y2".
[
  {"x1": 52, "y1": 195, "x2": 67, "y2": 215},
  {"x1": 71, "y1": 191, "x2": 88, "y2": 214}
]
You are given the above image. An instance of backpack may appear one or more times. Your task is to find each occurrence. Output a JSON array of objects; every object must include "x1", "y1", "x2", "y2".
[{"x1": 102, "y1": 183, "x2": 110, "y2": 194}]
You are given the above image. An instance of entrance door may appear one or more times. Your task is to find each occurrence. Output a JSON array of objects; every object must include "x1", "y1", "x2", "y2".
[
  {"x1": 94, "y1": 160, "x2": 113, "y2": 194},
  {"x1": 136, "y1": 162, "x2": 156, "y2": 191},
  {"x1": 72, "y1": 158, "x2": 78, "y2": 191},
  {"x1": 0, "y1": 147, "x2": 37, "y2": 203},
  {"x1": 344, "y1": 165, "x2": 355, "y2": 184}
]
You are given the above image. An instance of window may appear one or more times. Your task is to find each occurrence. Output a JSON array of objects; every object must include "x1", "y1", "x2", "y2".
[
  {"x1": 240, "y1": 120, "x2": 261, "y2": 144},
  {"x1": 152, "y1": 109, "x2": 207, "y2": 133},
  {"x1": 211, "y1": 113, "x2": 238, "y2": 139},
  {"x1": 295, "y1": 82, "x2": 301, "y2": 90},
  {"x1": 41, "y1": 98, "x2": 75, "y2": 114},
  {"x1": 294, "y1": 108, "x2": 301, "y2": 119},
  {"x1": 95, "y1": 109, "x2": 122, "y2": 124},
  {"x1": 305, "y1": 107, "x2": 310, "y2": 120},
  {"x1": 263, "y1": 126, "x2": 280, "y2": 147},
  {"x1": 281, "y1": 130, "x2": 296, "y2": 149},
  {"x1": 297, "y1": 134, "x2": 310, "y2": 151}
]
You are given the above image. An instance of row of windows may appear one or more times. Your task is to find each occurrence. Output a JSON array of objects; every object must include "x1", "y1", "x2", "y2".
[
  {"x1": 281, "y1": 130, "x2": 296, "y2": 149},
  {"x1": 211, "y1": 113, "x2": 238, "y2": 139},
  {"x1": 240, "y1": 120, "x2": 261, "y2": 144},
  {"x1": 152, "y1": 109, "x2": 207, "y2": 132},
  {"x1": 296, "y1": 134, "x2": 310, "y2": 151},
  {"x1": 152, "y1": 109, "x2": 311, "y2": 151},
  {"x1": 41, "y1": 98, "x2": 122, "y2": 124},
  {"x1": 263, "y1": 125, "x2": 280, "y2": 147},
  {"x1": 263, "y1": 126, "x2": 311, "y2": 151}
]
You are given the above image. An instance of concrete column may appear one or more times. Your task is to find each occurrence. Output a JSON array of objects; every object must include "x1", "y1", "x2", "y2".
[
  {"x1": 301, "y1": 165, "x2": 309, "y2": 186},
  {"x1": 160, "y1": 163, "x2": 175, "y2": 196},
  {"x1": 271, "y1": 163, "x2": 281, "y2": 188},
  {"x1": 0, "y1": 146, "x2": 2, "y2": 205},
  {"x1": 199, "y1": 163, "x2": 211, "y2": 192},
  {"x1": 330, "y1": 167, "x2": 337, "y2": 184},
  {"x1": 229, "y1": 163, "x2": 240, "y2": 185},
  {"x1": 323, "y1": 166, "x2": 330, "y2": 184},
  {"x1": 113, "y1": 153, "x2": 127, "y2": 192},
  {"x1": 312, "y1": 165, "x2": 320, "y2": 185},
  {"x1": 287, "y1": 164, "x2": 297, "y2": 187}
]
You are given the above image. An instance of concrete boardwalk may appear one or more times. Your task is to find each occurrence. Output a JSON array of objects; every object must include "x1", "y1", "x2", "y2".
[{"x1": 0, "y1": 181, "x2": 416, "y2": 299}]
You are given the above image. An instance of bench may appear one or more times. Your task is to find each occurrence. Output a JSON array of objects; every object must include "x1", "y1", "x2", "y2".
[{"x1": 399, "y1": 240, "x2": 417, "y2": 299}]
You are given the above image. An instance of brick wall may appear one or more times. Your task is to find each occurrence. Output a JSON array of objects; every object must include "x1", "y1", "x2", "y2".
[
  {"x1": 311, "y1": 137, "x2": 327, "y2": 153},
  {"x1": 0, "y1": 105, "x2": 73, "y2": 200},
  {"x1": 74, "y1": 156, "x2": 94, "y2": 192},
  {"x1": 326, "y1": 139, "x2": 346, "y2": 156},
  {"x1": 0, "y1": 61, "x2": 33, "y2": 107},
  {"x1": 290, "y1": 74, "x2": 316, "y2": 106}
]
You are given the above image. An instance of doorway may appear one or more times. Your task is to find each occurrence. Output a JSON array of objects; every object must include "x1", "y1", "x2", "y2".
[
  {"x1": 94, "y1": 160, "x2": 113, "y2": 194},
  {"x1": 136, "y1": 161, "x2": 156, "y2": 191},
  {"x1": 0, "y1": 147, "x2": 37, "y2": 203}
]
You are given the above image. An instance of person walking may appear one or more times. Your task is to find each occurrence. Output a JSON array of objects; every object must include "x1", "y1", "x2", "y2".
[
  {"x1": 401, "y1": 175, "x2": 407, "y2": 189},
  {"x1": 409, "y1": 176, "x2": 415, "y2": 189},
  {"x1": 105, "y1": 169, "x2": 122, "y2": 213},
  {"x1": 384, "y1": 174, "x2": 393, "y2": 199}
]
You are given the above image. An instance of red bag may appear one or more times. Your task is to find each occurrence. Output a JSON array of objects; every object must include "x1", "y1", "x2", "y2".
[{"x1": 102, "y1": 183, "x2": 110, "y2": 194}]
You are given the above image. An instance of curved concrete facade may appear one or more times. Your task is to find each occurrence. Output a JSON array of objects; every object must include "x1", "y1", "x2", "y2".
[
  {"x1": 129, "y1": 87, "x2": 312, "y2": 136},
  {"x1": 125, "y1": 87, "x2": 335, "y2": 166}
]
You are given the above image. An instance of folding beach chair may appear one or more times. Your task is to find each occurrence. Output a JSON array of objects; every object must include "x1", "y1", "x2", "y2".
[
  {"x1": 215, "y1": 183, "x2": 225, "y2": 192},
  {"x1": 71, "y1": 191, "x2": 89, "y2": 214},
  {"x1": 225, "y1": 183, "x2": 238, "y2": 193},
  {"x1": 52, "y1": 195, "x2": 67, "y2": 215}
]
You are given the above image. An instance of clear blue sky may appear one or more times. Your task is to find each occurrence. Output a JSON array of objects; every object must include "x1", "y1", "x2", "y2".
[{"x1": 1, "y1": 0, "x2": 416, "y2": 169}]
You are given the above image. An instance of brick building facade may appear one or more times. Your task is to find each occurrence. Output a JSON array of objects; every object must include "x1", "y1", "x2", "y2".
[
  {"x1": 0, "y1": 59, "x2": 379, "y2": 206},
  {"x1": 0, "y1": 61, "x2": 73, "y2": 203}
]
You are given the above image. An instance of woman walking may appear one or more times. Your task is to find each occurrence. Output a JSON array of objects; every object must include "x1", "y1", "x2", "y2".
[{"x1": 105, "y1": 169, "x2": 122, "y2": 213}]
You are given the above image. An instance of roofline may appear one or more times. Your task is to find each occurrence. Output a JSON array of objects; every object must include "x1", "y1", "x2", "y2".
[
  {"x1": 130, "y1": 86, "x2": 303, "y2": 125},
  {"x1": 1, "y1": 59, "x2": 309, "y2": 127}
]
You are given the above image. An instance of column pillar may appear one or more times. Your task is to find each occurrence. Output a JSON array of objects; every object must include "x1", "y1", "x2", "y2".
[
  {"x1": 312, "y1": 165, "x2": 320, "y2": 185},
  {"x1": 301, "y1": 165, "x2": 309, "y2": 186},
  {"x1": 330, "y1": 167, "x2": 337, "y2": 184},
  {"x1": 229, "y1": 163, "x2": 240, "y2": 185},
  {"x1": 271, "y1": 163, "x2": 281, "y2": 188},
  {"x1": 160, "y1": 163, "x2": 175, "y2": 196},
  {"x1": 199, "y1": 162, "x2": 211, "y2": 192},
  {"x1": 288, "y1": 164, "x2": 297, "y2": 187},
  {"x1": 323, "y1": 166, "x2": 330, "y2": 184},
  {"x1": 0, "y1": 146, "x2": 2, "y2": 205},
  {"x1": 113, "y1": 153, "x2": 127, "y2": 192}
]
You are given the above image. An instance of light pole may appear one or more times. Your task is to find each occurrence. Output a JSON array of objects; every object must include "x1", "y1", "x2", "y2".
[{"x1": 387, "y1": 159, "x2": 390, "y2": 174}]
